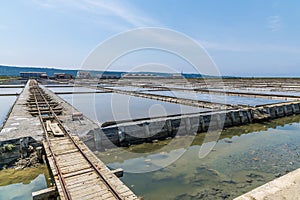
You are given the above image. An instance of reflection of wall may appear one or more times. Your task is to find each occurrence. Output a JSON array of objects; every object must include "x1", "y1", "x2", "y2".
[
  {"x1": 88, "y1": 114, "x2": 300, "y2": 163},
  {"x1": 88, "y1": 102, "x2": 300, "y2": 150},
  {"x1": 88, "y1": 103, "x2": 300, "y2": 149}
]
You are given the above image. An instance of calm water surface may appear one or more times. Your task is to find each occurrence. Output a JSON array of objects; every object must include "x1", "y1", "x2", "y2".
[
  {"x1": 0, "y1": 165, "x2": 50, "y2": 200},
  {"x1": 0, "y1": 96, "x2": 17, "y2": 127},
  {"x1": 59, "y1": 93, "x2": 209, "y2": 123},
  {"x1": 47, "y1": 86, "x2": 100, "y2": 93},
  {"x1": 210, "y1": 88, "x2": 300, "y2": 97},
  {"x1": 103, "y1": 86, "x2": 159, "y2": 92},
  {"x1": 141, "y1": 90, "x2": 287, "y2": 106},
  {"x1": 96, "y1": 115, "x2": 300, "y2": 199},
  {"x1": 0, "y1": 88, "x2": 23, "y2": 95}
]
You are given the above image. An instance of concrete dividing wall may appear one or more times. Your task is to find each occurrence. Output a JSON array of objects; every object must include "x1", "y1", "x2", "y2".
[
  {"x1": 259, "y1": 102, "x2": 300, "y2": 119},
  {"x1": 93, "y1": 109, "x2": 251, "y2": 148},
  {"x1": 92, "y1": 101, "x2": 300, "y2": 149},
  {"x1": 235, "y1": 168, "x2": 300, "y2": 200}
]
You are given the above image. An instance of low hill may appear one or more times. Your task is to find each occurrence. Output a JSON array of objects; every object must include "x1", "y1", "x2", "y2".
[{"x1": 0, "y1": 65, "x2": 225, "y2": 79}]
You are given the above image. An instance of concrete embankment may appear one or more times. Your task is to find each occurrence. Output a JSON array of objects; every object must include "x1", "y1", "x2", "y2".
[
  {"x1": 235, "y1": 168, "x2": 300, "y2": 200},
  {"x1": 0, "y1": 81, "x2": 43, "y2": 142},
  {"x1": 74, "y1": 83, "x2": 300, "y2": 149},
  {"x1": 0, "y1": 82, "x2": 100, "y2": 142},
  {"x1": 40, "y1": 85, "x2": 100, "y2": 138},
  {"x1": 90, "y1": 101, "x2": 300, "y2": 149},
  {"x1": 137, "y1": 84, "x2": 300, "y2": 101},
  {"x1": 1, "y1": 81, "x2": 139, "y2": 199}
]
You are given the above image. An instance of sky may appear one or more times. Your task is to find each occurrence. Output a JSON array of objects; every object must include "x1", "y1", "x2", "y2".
[{"x1": 1, "y1": 0, "x2": 300, "y2": 77}]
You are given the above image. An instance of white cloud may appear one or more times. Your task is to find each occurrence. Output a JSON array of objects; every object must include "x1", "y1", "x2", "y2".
[
  {"x1": 267, "y1": 15, "x2": 281, "y2": 32},
  {"x1": 85, "y1": 0, "x2": 159, "y2": 27},
  {"x1": 32, "y1": 0, "x2": 55, "y2": 8},
  {"x1": 32, "y1": 0, "x2": 161, "y2": 30}
]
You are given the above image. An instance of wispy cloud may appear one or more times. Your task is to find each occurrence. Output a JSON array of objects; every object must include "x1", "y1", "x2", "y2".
[
  {"x1": 32, "y1": 0, "x2": 55, "y2": 8},
  {"x1": 85, "y1": 0, "x2": 159, "y2": 27},
  {"x1": 267, "y1": 15, "x2": 281, "y2": 32},
  {"x1": 32, "y1": 0, "x2": 160, "y2": 30}
]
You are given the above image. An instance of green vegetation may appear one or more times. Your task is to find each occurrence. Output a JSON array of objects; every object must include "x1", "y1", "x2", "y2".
[
  {"x1": 0, "y1": 76, "x2": 12, "y2": 80},
  {"x1": 1, "y1": 144, "x2": 15, "y2": 152},
  {"x1": 0, "y1": 165, "x2": 51, "y2": 186}
]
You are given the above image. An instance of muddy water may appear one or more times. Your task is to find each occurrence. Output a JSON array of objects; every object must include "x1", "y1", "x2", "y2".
[
  {"x1": 0, "y1": 165, "x2": 51, "y2": 200},
  {"x1": 96, "y1": 115, "x2": 300, "y2": 199}
]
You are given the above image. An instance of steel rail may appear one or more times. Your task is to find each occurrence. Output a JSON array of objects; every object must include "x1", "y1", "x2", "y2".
[
  {"x1": 33, "y1": 84, "x2": 124, "y2": 200},
  {"x1": 31, "y1": 85, "x2": 72, "y2": 200}
]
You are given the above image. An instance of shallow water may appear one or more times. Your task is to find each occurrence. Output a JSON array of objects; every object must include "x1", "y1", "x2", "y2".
[
  {"x1": 47, "y1": 86, "x2": 100, "y2": 93},
  {"x1": 0, "y1": 88, "x2": 23, "y2": 95},
  {"x1": 59, "y1": 93, "x2": 209, "y2": 123},
  {"x1": 141, "y1": 90, "x2": 287, "y2": 106},
  {"x1": 210, "y1": 88, "x2": 300, "y2": 97},
  {"x1": 0, "y1": 96, "x2": 17, "y2": 127},
  {"x1": 104, "y1": 86, "x2": 159, "y2": 92},
  {"x1": 96, "y1": 115, "x2": 300, "y2": 199},
  {"x1": 0, "y1": 165, "x2": 51, "y2": 200}
]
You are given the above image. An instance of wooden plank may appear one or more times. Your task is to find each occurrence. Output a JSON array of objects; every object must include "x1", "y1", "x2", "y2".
[
  {"x1": 65, "y1": 172, "x2": 98, "y2": 185},
  {"x1": 80, "y1": 191, "x2": 112, "y2": 200},
  {"x1": 41, "y1": 118, "x2": 139, "y2": 200},
  {"x1": 52, "y1": 146, "x2": 77, "y2": 154},
  {"x1": 50, "y1": 139, "x2": 73, "y2": 145},
  {"x1": 66, "y1": 177, "x2": 100, "y2": 190},
  {"x1": 57, "y1": 159, "x2": 88, "y2": 168},
  {"x1": 32, "y1": 186, "x2": 58, "y2": 200},
  {"x1": 56, "y1": 152, "x2": 81, "y2": 161},
  {"x1": 46, "y1": 120, "x2": 51, "y2": 132},
  {"x1": 49, "y1": 122, "x2": 64, "y2": 136},
  {"x1": 54, "y1": 149, "x2": 79, "y2": 156},
  {"x1": 69, "y1": 185, "x2": 109, "y2": 197},
  {"x1": 60, "y1": 165, "x2": 91, "y2": 174}
]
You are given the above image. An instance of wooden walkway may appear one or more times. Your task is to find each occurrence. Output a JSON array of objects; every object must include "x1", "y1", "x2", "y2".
[
  {"x1": 28, "y1": 80, "x2": 139, "y2": 200},
  {"x1": 44, "y1": 137, "x2": 138, "y2": 200}
]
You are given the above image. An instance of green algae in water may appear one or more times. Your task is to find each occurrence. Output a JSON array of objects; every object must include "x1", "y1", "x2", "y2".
[
  {"x1": 96, "y1": 115, "x2": 300, "y2": 199},
  {"x1": 0, "y1": 165, "x2": 51, "y2": 200}
]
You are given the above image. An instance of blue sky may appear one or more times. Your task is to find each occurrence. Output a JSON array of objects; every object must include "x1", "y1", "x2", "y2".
[{"x1": 1, "y1": 0, "x2": 300, "y2": 76}]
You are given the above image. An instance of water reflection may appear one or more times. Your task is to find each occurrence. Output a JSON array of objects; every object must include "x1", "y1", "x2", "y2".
[
  {"x1": 96, "y1": 115, "x2": 300, "y2": 199},
  {"x1": 0, "y1": 96, "x2": 17, "y2": 127},
  {"x1": 0, "y1": 165, "x2": 50, "y2": 200},
  {"x1": 59, "y1": 93, "x2": 208, "y2": 123},
  {"x1": 141, "y1": 90, "x2": 287, "y2": 106},
  {"x1": 0, "y1": 88, "x2": 23, "y2": 95},
  {"x1": 47, "y1": 86, "x2": 100, "y2": 93}
]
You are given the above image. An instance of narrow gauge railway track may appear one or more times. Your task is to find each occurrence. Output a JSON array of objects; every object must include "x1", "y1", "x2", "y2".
[{"x1": 28, "y1": 80, "x2": 134, "y2": 200}]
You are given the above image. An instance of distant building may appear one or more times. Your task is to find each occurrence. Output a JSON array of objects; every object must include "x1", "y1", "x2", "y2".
[
  {"x1": 97, "y1": 74, "x2": 121, "y2": 79},
  {"x1": 54, "y1": 73, "x2": 74, "y2": 79},
  {"x1": 171, "y1": 73, "x2": 183, "y2": 78},
  {"x1": 122, "y1": 73, "x2": 161, "y2": 78},
  {"x1": 76, "y1": 71, "x2": 91, "y2": 78},
  {"x1": 20, "y1": 72, "x2": 48, "y2": 79}
]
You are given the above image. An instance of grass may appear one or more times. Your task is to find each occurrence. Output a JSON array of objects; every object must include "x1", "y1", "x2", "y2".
[{"x1": 0, "y1": 76, "x2": 18, "y2": 81}]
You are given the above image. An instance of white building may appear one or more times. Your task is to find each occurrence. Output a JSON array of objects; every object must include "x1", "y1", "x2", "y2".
[{"x1": 76, "y1": 71, "x2": 91, "y2": 78}]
